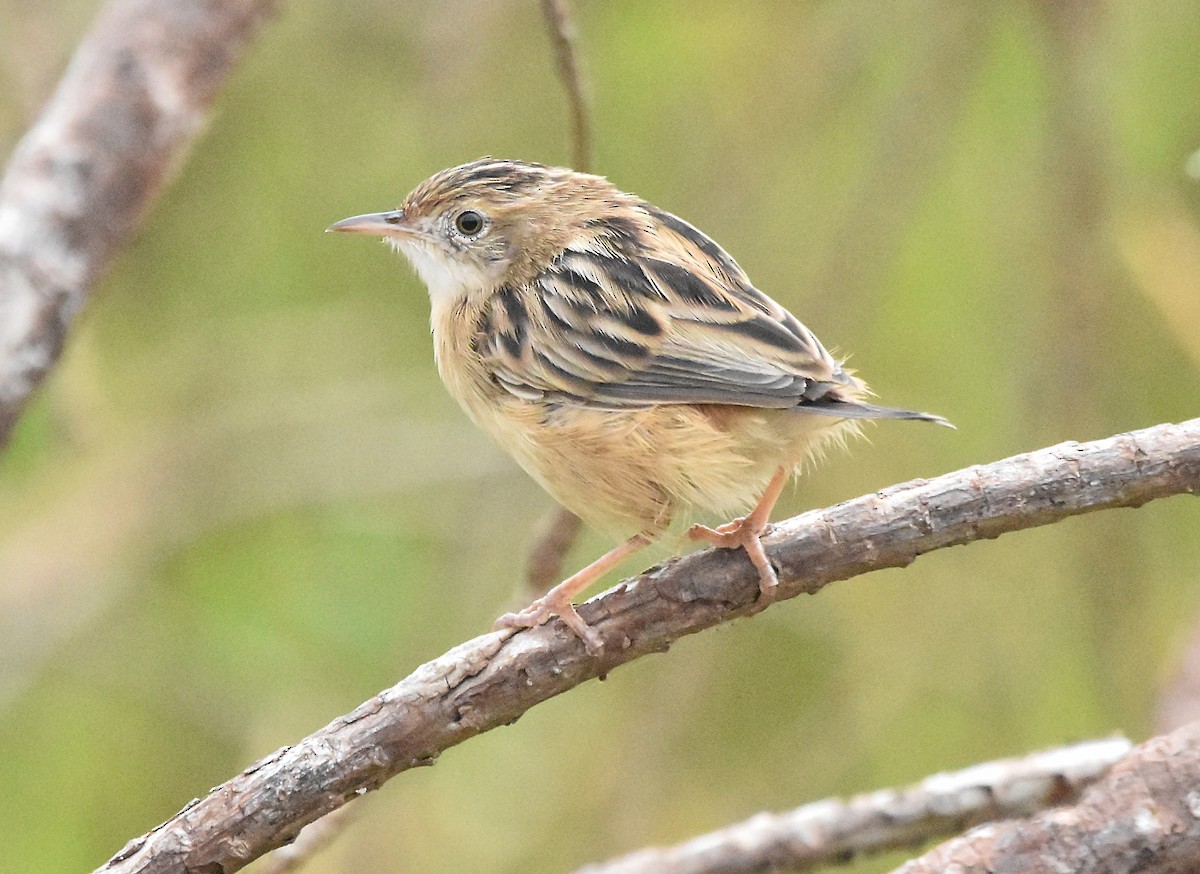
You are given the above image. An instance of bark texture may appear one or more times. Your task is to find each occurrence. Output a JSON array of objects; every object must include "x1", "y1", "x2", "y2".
[
  {"x1": 895, "y1": 722, "x2": 1200, "y2": 874},
  {"x1": 0, "y1": 0, "x2": 278, "y2": 444},
  {"x1": 577, "y1": 739, "x2": 1133, "y2": 874}
]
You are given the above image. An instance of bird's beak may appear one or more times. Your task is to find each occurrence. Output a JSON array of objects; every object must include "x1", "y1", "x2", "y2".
[{"x1": 326, "y1": 210, "x2": 412, "y2": 238}]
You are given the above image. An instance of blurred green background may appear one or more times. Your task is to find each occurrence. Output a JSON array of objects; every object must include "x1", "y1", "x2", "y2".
[{"x1": 2, "y1": 1, "x2": 1200, "y2": 871}]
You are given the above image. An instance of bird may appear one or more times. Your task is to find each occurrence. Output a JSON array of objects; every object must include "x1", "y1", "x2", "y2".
[{"x1": 329, "y1": 158, "x2": 950, "y2": 654}]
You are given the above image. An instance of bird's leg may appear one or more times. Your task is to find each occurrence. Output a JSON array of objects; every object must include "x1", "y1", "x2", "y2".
[
  {"x1": 688, "y1": 466, "x2": 789, "y2": 603},
  {"x1": 495, "y1": 533, "x2": 651, "y2": 655}
]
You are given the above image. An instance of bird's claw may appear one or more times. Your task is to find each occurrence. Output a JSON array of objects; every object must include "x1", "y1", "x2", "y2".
[
  {"x1": 688, "y1": 518, "x2": 779, "y2": 603},
  {"x1": 495, "y1": 594, "x2": 603, "y2": 655}
]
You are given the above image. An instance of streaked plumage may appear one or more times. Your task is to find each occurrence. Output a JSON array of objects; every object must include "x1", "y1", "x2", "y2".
[{"x1": 331, "y1": 158, "x2": 949, "y2": 653}]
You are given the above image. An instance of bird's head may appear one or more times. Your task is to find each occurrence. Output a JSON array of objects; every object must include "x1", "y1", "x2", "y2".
[{"x1": 329, "y1": 158, "x2": 630, "y2": 306}]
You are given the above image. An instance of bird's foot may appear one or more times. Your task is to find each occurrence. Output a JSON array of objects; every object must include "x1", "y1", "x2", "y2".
[
  {"x1": 495, "y1": 591, "x2": 603, "y2": 656},
  {"x1": 493, "y1": 533, "x2": 652, "y2": 656},
  {"x1": 688, "y1": 516, "x2": 779, "y2": 603}
]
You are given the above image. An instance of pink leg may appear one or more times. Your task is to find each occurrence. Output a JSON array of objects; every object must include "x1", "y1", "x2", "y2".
[
  {"x1": 495, "y1": 533, "x2": 651, "y2": 654},
  {"x1": 688, "y1": 466, "x2": 789, "y2": 602}
]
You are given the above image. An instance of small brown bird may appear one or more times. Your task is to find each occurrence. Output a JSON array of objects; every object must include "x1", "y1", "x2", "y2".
[{"x1": 330, "y1": 158, "x2": 949, "y2": 653}]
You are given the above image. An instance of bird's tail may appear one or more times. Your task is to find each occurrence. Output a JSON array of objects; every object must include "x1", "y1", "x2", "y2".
[{"x1": 805, "y1": 399, "x2": 955, "y2": 429}]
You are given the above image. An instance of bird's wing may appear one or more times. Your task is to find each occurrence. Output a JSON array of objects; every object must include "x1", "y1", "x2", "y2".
[{"x1": 473, "y1": 204, "x2": 852, "y2": 410}]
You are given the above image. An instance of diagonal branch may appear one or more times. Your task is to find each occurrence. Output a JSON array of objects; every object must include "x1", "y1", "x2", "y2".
[
  {"x1": 96, "y1": 418, "x2": 1200, "y2": 874},
  {"x1": 894, "y1": 721, "x2": 1200, "y2": 874},
  {"x1": 0, "y1": 0, "x2": 279, "y2": 447},
  {"x1": 575, "y1": 737, "x2": 1133, "y2": 874}
]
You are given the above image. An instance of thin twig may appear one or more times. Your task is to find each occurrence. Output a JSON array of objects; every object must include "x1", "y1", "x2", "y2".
[
  {"x1": 95, "y1": 418, "x2": 1200, "y2": 874},
  {"x1": 258, "y1": 804, "x2": 361, "y2": 874},
  {"x1": 540, "y1": 0, "x2": 592, "y2": 172},
  {"x1": 0, "y1": 0, "x2": 279, "y2": 447},
  {"x1": 1157, "y1": 601, "x2": 1200, "y2": 733},
  {"x1": 528, "y1": 0, "x2": 593, "y2": 588},
  {"x1": 526, "y1": 505, "x2": 584, "y2": 593},
  {"x1": 576, "y1": 738, "x2": 1133, "y2": 874},
  {"x1": 894, "y1": 722, "x2": 1200, "y2": 874}
]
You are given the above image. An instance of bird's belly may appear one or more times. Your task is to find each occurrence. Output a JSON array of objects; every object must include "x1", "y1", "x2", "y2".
[{"x1": 469, "y1": 399, "x2": 852, "y2": 539}]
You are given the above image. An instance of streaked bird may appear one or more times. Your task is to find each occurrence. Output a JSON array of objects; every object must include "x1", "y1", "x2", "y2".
[{"x1": 330, "y1": 158, "x2": 950, "y2": 653}]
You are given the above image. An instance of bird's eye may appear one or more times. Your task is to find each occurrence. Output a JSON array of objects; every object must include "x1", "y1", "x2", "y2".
[{"x1": 454, "y1": 210, "x2": 485, "y2": 236}]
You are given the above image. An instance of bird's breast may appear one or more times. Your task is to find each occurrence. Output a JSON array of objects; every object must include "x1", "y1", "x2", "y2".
[{"x1": 431, "y1": 298, "x2": 506, "y2": 422}]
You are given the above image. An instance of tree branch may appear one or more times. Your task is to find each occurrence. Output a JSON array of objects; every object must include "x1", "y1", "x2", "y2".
[
  {"x1": 94, "y1": 418, "x2": 1200, "y2": 873},
  {"x1": 525, "y1": 503, "x2": 584, "y2": 594},
  {"x1": 895, "y1": 722, "x2": 1200, "y2": 874},
  {"x1": 0, "y1": 0, "x2": 278, "y2": 447},
  {"x1": 540, "y1": 0, "x2": 592, "y2": 172},
  {"x1": 1158, "y1": 605, "x2": 1200, "y2": 733},
  {"x1": 255, "y1": 803, "x2": 360, "y2": 874},
  {"x1": 575, "y1": 738, "x2": 1133, "y2": 874}
]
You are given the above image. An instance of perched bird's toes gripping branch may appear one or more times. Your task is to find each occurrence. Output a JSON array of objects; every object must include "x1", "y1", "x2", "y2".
[{"x1": 495, "y1": 532, "x2": 651, "y2": 655}]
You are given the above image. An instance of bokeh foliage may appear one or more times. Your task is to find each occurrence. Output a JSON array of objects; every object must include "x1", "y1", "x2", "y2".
[{"x1": 2, "y1": 2, "x2": 1199, "y2": 872}]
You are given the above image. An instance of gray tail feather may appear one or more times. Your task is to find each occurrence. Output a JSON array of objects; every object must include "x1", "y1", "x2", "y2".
[{"x1": 805, "y1": 399, "x2": 955, "y2": 429}]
